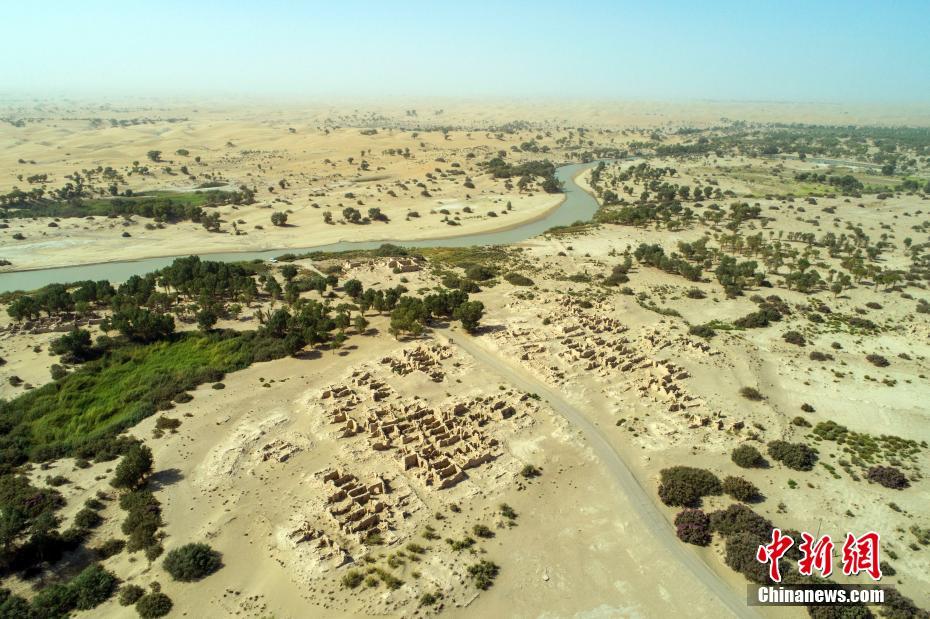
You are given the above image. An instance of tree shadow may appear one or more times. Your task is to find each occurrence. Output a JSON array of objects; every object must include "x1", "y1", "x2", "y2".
[{"x1": 149, "y1": 467, "x2": 185, "y2": 490}]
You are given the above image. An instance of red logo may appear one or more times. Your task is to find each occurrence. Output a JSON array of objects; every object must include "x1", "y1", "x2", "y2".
[
  {"x1": 756, "y1": 528, "x2": 794, "y2": 582},
  {"x1": 755, "y1": 530, "x2": 882, "y2": 582}
]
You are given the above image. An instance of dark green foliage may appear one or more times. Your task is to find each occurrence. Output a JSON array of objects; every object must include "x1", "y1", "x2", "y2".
[
  {"x1": 0, "y1": 475, "x2": 64, "y2": 568},
  {"x1": 453, "y1": 301, "x2": 484, "y2": 333},
  {"x1": 634, "y1": 244, "x2": 702, "y2": 281},
  {"x1": 135, "y1": 592, "x2": 173, "y2": 618},
  {"x1": 767, "y1": 440, "x2": 817, "y2": 471},
  {"x1": 740, "y1": 386, "x2": 764, "y2": 401},
  {"x1": 120, "y1": 491, "x2": 162, "y2": 552},
  {"x1": 657, "y1": 466, "x2": 721, "y2": 507},
  {"x1": 50, "y1": 329, "x2": 95, "y2": 363},
  {"x1": 732, "y1": 444, "x2": 765, "y2": 468},
  {"x1": 0, "y1": 589, "x2": 31, "y2": 617},
  {"x1": 70, "y1": 564, "x2": 118, "y2": 610},
  {"x1": 119, "y1": 585, "x2": 145, "y2": 606},
  {"x1": 94, "y1": 538, "x2": 126, "y2": 560},
  {"x1": 103, "y1": 308, "x2": 175, "y2": 343},
  {"x1": 74, "y1": 508, "x2": 103, "y2": 529},
  {"x1": 111, "y1": 444, "x2": 153, "y2": 490},
  {"x1": 783, "y1": 331, "x2": 806, "y2": 346},
  {"x1": 503, "y1": 272, "x2": 534, "y2": 286},
  {"x1": 163, "y1": 543, "x2": 222, "y2": 581},
  {"x1": 30, "y1": 583, "x2": 76, "y2": 618},
  {"x1": 865, "y1": 354, "x2": 889, "y2": 367}
]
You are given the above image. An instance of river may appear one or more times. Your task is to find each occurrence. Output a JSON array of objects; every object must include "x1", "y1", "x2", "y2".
[{"x1": 0, "y1": 161, "x2": 602, "y2": 293}]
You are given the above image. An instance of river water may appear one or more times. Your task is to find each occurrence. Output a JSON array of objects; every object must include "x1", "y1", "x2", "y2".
[{"x1": 0, "y1": 161, "x2": 601, "y2": 292}]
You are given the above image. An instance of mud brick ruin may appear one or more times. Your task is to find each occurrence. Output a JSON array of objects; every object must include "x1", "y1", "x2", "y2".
[
  {"x1": 318, "y1": 346, "x2": 529, "y2": 490},
  {"x1": 380, "y1": 342, "x2": 451, "y2": 381}
]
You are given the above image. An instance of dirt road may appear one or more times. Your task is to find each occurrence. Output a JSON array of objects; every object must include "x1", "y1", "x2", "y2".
[{"x1": 445, "y1": 332, "x2": 759, "y2": 619}]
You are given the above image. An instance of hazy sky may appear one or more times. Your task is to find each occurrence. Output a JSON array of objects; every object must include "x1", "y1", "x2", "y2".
[{"x1": 2, "y1": 0, "x2": 928, "y2": 102}]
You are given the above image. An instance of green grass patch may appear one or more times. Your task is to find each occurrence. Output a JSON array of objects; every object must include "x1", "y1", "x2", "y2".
[{"x1": 0, "y1": 330, "x2": 289, "y2": 464}]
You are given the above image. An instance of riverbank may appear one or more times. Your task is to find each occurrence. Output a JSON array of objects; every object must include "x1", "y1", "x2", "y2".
[{"x1": 0, "y1": 162, "x2": 601, "y2": 292}]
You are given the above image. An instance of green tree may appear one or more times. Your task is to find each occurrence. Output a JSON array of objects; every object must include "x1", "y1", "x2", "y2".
[
  {"x1": 453, "y1": 301, "x2": 484, "y2": 333},
  {"x1": 50, "y1": 328, "x2": 94, "y2": 362},
  {"x1": 270, "y1": 211, "x2": 288, "y2": 226},
  {"x1": 111, "y1": 444, "x2": 153, "y2": 491}
]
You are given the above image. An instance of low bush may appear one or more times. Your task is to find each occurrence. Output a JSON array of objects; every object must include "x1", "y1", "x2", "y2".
[
  {"x1": 767, "y1": 440, "x2": 817, "y2": 471},
  {"x1": 725, "y1": 532, "x2": 771, "y2": 583},
  {"x1": 504, "y1": 272, "x2": 534, "y2": 286},
  {"x1": 658, "y1": 466, "x2": 721, "y2": 507},
  {"x1": 674, "y1": 509, "x2": 711, "y2": 545},
  {"x1": 740, "y1": 386, "x2": 764, "y2": 401},
  {"x1": 163, "y1": 543, "x2": 222, "y2": 582},
  {"x1": 731, "y1": 444, "x2": 765, "y2": 468},
  {"x1": 467, "y1": 560, "x2": 500, "y2": 590},
  {"x1": 722, "y1": 476, "x2": 760, "y2": 502},
  {"x1": 136, "y1": 592, "x2": 173, "y2": 618},
  {"x1": 709, "y1": 503, "x2": 773, "y2": 540},
  {"x1": 866, "y1": 466, "x2": 909, "y2": 490}
]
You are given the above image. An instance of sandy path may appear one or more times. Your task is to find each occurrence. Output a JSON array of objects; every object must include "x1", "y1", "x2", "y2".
[{"x1": 443, "y1": 332, "x2": 760, "y2": 619}]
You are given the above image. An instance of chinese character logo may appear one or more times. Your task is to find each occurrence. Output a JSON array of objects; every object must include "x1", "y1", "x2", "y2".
[{"x1": 755, "y1": 530, "x2": 882, "y2": 582}]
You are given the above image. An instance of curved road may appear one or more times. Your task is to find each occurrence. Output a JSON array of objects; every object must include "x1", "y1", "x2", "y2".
[{"x1": 443, "y1": 332, "x2": 758, "y2": 619}]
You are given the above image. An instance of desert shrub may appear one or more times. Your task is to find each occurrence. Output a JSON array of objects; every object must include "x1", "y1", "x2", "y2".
[
  {"x1": 709, "y1": 503, "x2": 773, "y2": 540},
  {"x1": 866, "y1": 466, "x2": 910, "y2": 490},
  {"x1": 767, "y1": 440, "x2": 817, "y2": 471},
  {"x1": 341, "y1": 569, "x2": 364, "y2": 589},
  {"x1": 74, "y1": 507, "x2": 103, "y2": 529},
  {"x1": 504, "y1": 272, "x2": 534, "y2": 286},
  {"x1": 686, "y1": 288, "x2": 706, "y2": 299},
  {"x1": 740, "y1": 386, "x2": 763, "y2": 401},
  {"x1": 725, "y1": 532, "x2": 771, "y2": 583},
  {"x1": 30, "y1": 583, "x2": 77, "y2": 618},
  {"x1": 674, "y1": 509, "x2": 711, "y2": 545},
  {"x1": 70, "y1": 564, "x2": 118, "y2": 610},
  {"x1": 782, "y1": 331, "x2": 806, "y2": 346},
  {"x1": 120, "y1": 490, "x2": 162, "y2": 551},
  {"x1": 174, "y1": 392, "x2": 193, "y2": 403},
  {"x1": 472, "y1": 524, "x2": 494, "y2": 538},
  {"x1": 689, "y1": 324, "x2": 716, "y2": 339},
  {"x1": 722, "y1": 476, "x2": 760, "y2": 502},
  {"x1": 800, "y1": 403, "x2": 815, "y2": 412},
  {"x1": 881, "y1": 587, "x2": 925, "y2": 619},
  {"x1": 135, "y1": 592, "x2": 173, "y2": 618},
  {"x1": 464, "y1": 265, "x2": 496, "y2": 281},
  {"x1": 95, "y1": 538, "x2": 126, "y2": 559},
  {"x1": 731, "y1": 444, "x2": 765, "y2": 468},
  {"x1": 520, "y1": 464, "x2": 541, "y2": 478},
  {"x1": 163, "y1": 543, "x2": 222, "y2": 581},
  {"x1": 865, "y1": 354, "x2": 889, "y2": 367},
  {"x1": 791, "y1": 416, "x2": 811, "y2": 427},
  {"x1": 119, "y1": 585, "x2": 145, "y2": 606},
  {"x1": 0, "y1": 590, "x2": 31, "y2": 616},
  {"x1": 111, "y1": 443, "x2": 153, "y2": 490},
  {"x1": 467, "y1": 560, "x2": 500, "y2": 590},
  {"x1": 658, "y1": 466, "x2": 721, "y2": 507}
]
